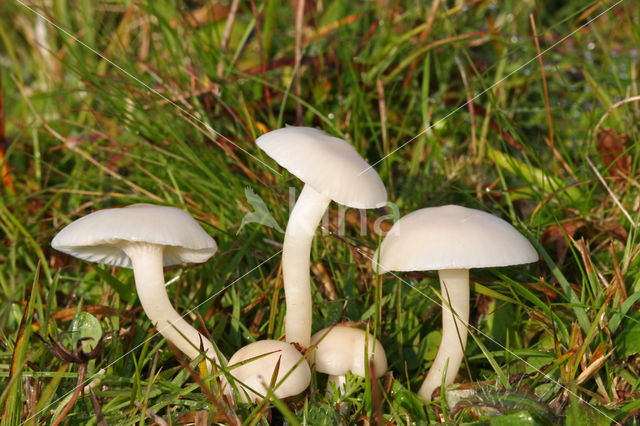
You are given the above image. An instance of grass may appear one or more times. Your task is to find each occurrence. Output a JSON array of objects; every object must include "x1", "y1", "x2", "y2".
[{"x1": 1, "y1": 0, "x2": 639, "y2": 424}]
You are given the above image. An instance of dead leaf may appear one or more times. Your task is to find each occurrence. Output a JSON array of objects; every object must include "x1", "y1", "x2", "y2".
[
  {"x1": 31, "y1": 305, "x2": 120, "y2": 331},
  {"x1": 475, "y1": 294, "x2": 493, "y2": 317},
  {"x1": 344, "y1": 209, "x2": 392, "y2": 235},
  {"x1": 171, "y1": 4, "x2": 231, "y2": 29},
  {"x1": 249, "y1": 306, "x2": 267, "y2": 336},
  {"x1": 597, "y1": 129, "x2": 631, "y2": 178},
  {"x1": 602, "y1": 221, "x2": 628, "y2": 242},
  {"x1": 540, "y1": 220, "x2": 587, "y2": 266},
  {"x1": 311, "y1": 262, "x2": 338, "y2": 301}
]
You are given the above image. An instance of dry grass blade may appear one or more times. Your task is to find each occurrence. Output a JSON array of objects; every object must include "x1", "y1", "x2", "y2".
[
  {"x1": 593, "y1": 95, "x2": 640, "y2": 137},
  {"x1": 584, "y1": 154, "x2": 636, "y2": 228},
  {"x1": 608, "y1": 242, "x2": 628, "y2": 302},
  {"x1": 402, "y1": 0, "x2": 440, "y2": 89},
  {"x1": 249, "y1": 0, "x2": 271, "y2": 108},
  {"x1": 294, "y1": 0, "x2": 305, "y2": 124},
  {"x1": 14, "y1": 77, "x2": 162, "y2": 202},
  {"x1": 370, "y1": 360, "x2": 384, "y2": 426},
  {"x1": 165, "y1": 341, "x2": 240, "y2": 425},
  {"x1": 575, "y1": 350, "x2": 613, "y2": 385},
  {"x1": 3, "y1": 0, "x2": 638, "y2": 423},
  {"x1": 1, "y1": 265, "x2": 39, "y2": 424},
  {"x1": 89, "y1": 388, "x2": 107, "y2": 426},
  {"x1": 134, "y1": 401, "x2": 169, "y2": 426},
  {"x1": 218, "y1": 0, "x2": 241, "y2": 77},
  {"x1": 530, "y1": 14, "x2": 554, "y2": 148},
  {"x1": 0, "y1": 72, "x2": 13, "y2": 194},
  {"x1": 377, "y1": 78, "x2": 389, "y2": 158},
  {"x1": 455, "y1": 57, "x2": 477, "y2": 158},
  {"x1": 50, "y1": 363, "x2": 87, "y2": 426}
]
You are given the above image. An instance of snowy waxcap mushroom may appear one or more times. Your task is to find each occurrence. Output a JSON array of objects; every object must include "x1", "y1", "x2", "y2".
[
  {"x1": 256, "y1": 126, "x2": 387, "y2": 347},
  {"x1": 52, "y1": 203, "x2": 217, "y2": 268},
  {"x1": 310, "y1": 326, "x2": 387, "y2": 389},
  {"x1": 374, "y1": 205, "x2": 537, "y2": 400},
  {"x1": 52, "y1": 204, "x2": 223, "y2": 371},
  {"x1": 224, "y1": 340, "x2": 311, "y2": 403},
  {"x1": 256, "y1": 126, "x2": 386, "y2": 209},
  {"x1": 373, "y1": 204, "x2": 537, "y2": 273}
]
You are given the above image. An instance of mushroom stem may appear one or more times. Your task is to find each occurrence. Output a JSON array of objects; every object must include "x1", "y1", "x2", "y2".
[
  {"x1": 419, "y1": 268, "x2": 470, "y2": 400},
  {"x1": 282, "y1": 184, "x2": 331, "y2": 347},
  {"x1": 326, "y1": 374, "x2": 347, "y2": 394},
  {"x1": 327, "y1": 374, "x2": 349, "y2": 415},
  {"x1": 122, "y1": 242, "x2": 223, "y2": 372}
]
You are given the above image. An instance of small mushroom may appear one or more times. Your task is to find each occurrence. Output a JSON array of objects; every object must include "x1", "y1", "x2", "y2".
[
  {"x1": 373, "y1": 205, "x2": 537, "y2": 400},
  {"x1": 223, "y1": 340, "x2": 311, "y2": 403},
  {"x1": 309, "y1": 325, "x2": 387, "y2": 393},
  {"x1": 257, "y1": 127, "x2": 387, "y2": 347},
  {"x1": 51, "y1": 204, "x2": 224, "y2": 371}
]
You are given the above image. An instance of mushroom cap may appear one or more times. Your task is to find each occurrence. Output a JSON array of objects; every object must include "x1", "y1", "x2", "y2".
[
  {"x1": 224, "y1": 340, "x2": 311, "y2": 403},
  {"x1": 374, "y1": 205, "x2": 538, "y2": 273},
  {"x1": 309, "y1": 326, "x2": 387, "y2": 378},
  {"x1": 256, "y1": 126, "x2": 387, "y2": 208},
  {"x1": 51, "y1": 204, "x2": 217, "y2": 268}
]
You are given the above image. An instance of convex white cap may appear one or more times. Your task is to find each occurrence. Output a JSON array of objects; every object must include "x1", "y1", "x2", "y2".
[
  {"x1": 224, "y1": 340, "x2": 311, "y2": 403},
  {"x1": 52, "y1": 204, "x2": 218, "y2": 268},
  {"x1": 374, "y1": 205, "x2": 538, "y2": 273},
  {"x1": 256, "y1": 127, "x2": 387, "y2": 208},
  {"x1": 309, "y1": 326, "x2": 387, "y2": 378}
]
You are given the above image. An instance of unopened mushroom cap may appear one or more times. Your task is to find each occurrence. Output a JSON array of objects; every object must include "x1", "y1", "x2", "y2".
[
  {"x1": 224, "y1": 340, "x2": 311, "y2": 403},
  {"x1": 309, "y1": 326, "x2": 387, "y2": 378},
  {"x1": 51, "y1": 204, "x2": 217, "y2": 268},
  {"x1": 256, "y1": 127, "x2": 387, "y2": 208},
  {"x1": 374, "y1": 205, "x2": 538, "y2": 273}
]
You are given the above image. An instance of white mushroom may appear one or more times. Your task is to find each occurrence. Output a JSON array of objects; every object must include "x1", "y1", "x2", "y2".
[
  {"x1": 223, "y1": 340, "x2": 311, "y2": 403},
  {"x1": 374, "y1": 205, "x2": 537, "y2": 400},
  {"x1": 51, "y1": 204, "x2": 224, "y2": 371},
  {"x1": 309, "y1": 325, "x2": 387, "y2": 393},
  {"x1": 257, "y1": 127, "x2": 387, "y2": 347}
]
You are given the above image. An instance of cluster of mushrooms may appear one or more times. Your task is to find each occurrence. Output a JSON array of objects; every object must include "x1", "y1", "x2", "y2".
[{"x1": 51, "y1": 126, "x2": 538, "y2": 405}]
